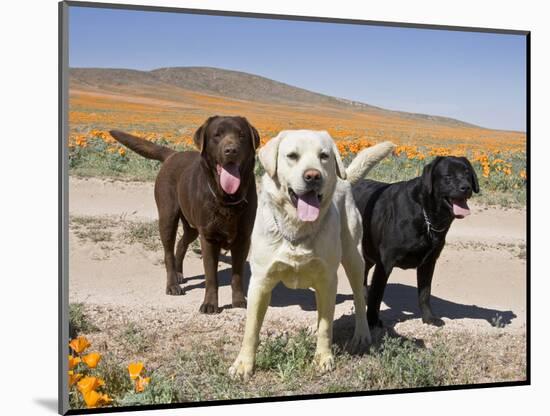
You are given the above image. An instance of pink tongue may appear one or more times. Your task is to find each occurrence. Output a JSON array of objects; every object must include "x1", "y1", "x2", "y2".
[
  {"x1": 452, "y1": 199, "x2": 471, "y2": 217},
  {"x1": 218, "y1": 164, "x2": 241, "y2": 195},
  {"x1": 297, "y1": 191, "x2": 320, "y2": 222}
]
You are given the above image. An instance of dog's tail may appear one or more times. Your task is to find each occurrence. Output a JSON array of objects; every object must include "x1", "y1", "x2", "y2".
[
  {"x1": 109, "y1": 130, "x2": 176, "y2": 162},
  {"x1": 345, "y1": 141, "x2": 395, "y2": 185}
]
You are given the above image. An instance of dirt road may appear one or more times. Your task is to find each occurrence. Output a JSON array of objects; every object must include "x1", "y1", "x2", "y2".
[{"x1": 68, "y1": 177, "x2": 527, "y2": 336}]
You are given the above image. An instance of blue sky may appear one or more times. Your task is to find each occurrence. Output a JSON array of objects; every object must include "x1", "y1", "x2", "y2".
[{"x1": 69, "y1": 6, "x2": 527, "y2": 131}]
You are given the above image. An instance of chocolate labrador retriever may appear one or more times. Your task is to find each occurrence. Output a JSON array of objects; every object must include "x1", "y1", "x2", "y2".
[
  {"x1": 110, "y1": 116, "x2": 259, "y2": 313},
  {"x1": 353, "y1": 156, "x2": 479, "y2": 327}
]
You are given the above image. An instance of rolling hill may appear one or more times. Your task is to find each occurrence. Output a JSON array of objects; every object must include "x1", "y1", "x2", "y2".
[
  {"x1": 70, "y1": 66, "x2": 482, "y2": 130},
  {"x1": 68, "y1": 66, "x2": 525, "y2": 152}
]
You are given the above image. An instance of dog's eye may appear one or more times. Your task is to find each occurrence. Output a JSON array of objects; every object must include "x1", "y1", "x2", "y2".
[
  {"x1": 319, "y1": 152, "x2": 330, "y2": 161},
  {"x1": 287, "y1": 152, "x2": 299, "y2": 161}
]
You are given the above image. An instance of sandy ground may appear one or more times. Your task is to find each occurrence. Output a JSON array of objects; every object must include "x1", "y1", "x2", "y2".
[{"x1": 68, "y1": 177, "x2": 527, "y2": 336}]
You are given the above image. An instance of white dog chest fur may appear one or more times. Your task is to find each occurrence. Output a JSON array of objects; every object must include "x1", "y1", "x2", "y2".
[
  {"x1": 250, "y1": 197, "x2": 342, "y2": 290},
  {"x1": 266, "y1": 257, "x2": 329, "y2": 290}
]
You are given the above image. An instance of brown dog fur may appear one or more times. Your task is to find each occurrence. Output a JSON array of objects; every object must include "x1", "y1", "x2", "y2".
[{"x1": 110, "y1": 116, "x2": 259, "y2": 313}]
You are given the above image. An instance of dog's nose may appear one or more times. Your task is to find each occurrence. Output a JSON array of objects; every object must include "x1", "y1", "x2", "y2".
[
  {"x1": 303, "y1": 169, "x2": 322, "y2": 184},
  {"x1": 460, "y1": 183, "x2": 472, "y2": 194},
  {"x1": 224, "y1": 146, "x2": 238, "y2": 156}
]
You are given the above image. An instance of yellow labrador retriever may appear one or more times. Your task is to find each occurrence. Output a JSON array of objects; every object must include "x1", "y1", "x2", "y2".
[{"x1": 229, "y1": 130, "x2": 394, "y2": 380}]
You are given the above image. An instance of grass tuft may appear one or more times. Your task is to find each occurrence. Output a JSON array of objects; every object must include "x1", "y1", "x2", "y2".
[
  {"x1": 69, "y1": 303, "x2": 99, "y2": 338},
  {"x1": 174, "y1": 346, "x2": 247, "y2": 401},
  {"x1": 117, "y1": 373, "x2": 180, "y2": 406},
  {"x1": 71, "y1": 216, "x2": 115, "y2": 243},
  {"x1": 256, "y1": 329, "x2": 316, "y2": 382},
  {"x1": 122, "y1": 220, "x2": 161, "y2": 251},
  {"x1": 117, "y1": 322, "x2": 151, "y2": 354},
  {"x1": 371, "y1": 335, "x2": 451, "y2": 388}
]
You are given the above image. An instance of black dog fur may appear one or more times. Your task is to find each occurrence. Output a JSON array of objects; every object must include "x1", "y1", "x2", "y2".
[{"x1": 353, "y1": 156, "x2": 480, "y2": 327}]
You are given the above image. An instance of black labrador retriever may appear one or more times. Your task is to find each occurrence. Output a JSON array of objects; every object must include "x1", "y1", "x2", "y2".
[{"x1": 353, "y1": 156, "x2": 479, "y2": 327}]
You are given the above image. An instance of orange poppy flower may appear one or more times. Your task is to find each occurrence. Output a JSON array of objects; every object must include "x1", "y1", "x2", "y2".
[
  {"x1": 135, "y1": 376, "x2": 151, "y2": 393},
  {"x1": 100, "y1": 393, "x2": 113, "y2": 406},
  {"x1": 82, "y1": 391, "x2": 100, "y2": 408},
  {"x1": 128, "y1": 362, "x2": 144, "y2": 380},
  {"x1": 77, "y1": 376, "x2": 105, "y2": 395},
  {"x1": 81, "y1": 352, "x2": 102, "y2": 369},
  {"x1": 68, "y1": 355, "x2": 81, "y2": 370},
  {"x1": 520, "y1": 170, "x2": 527, "y2": 179},
  {"x1": 69, "y1": 336, "x2": 91, "y2": 354},
  {"x1": 82, "y1": 390, "x2": 113, "y2": 408},
  {"x1": 68, "y1": 371, "x2": 82, "y2": 387}
]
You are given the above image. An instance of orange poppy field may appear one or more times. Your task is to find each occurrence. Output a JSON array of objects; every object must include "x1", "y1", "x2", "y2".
[{"x1": 68, "y1": 82, "x2": 527, "y2": 205}]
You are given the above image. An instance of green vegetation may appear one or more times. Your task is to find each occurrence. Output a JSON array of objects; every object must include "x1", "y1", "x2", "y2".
[
  {"x1": 117, "y1": 322, "x2": 151, "y2": 354},
  {"x1": 69, "y1": 303, "x2": 99, "y2": 338},
  {"x1": 122, "y1": 220, "x2": 161, "y2": 251},
  {"x1": 69, "y1": 136, "x2": 193, "y2": 181},
  {"x1": 68, "y1": 301, "x2": 526, "y2": 409},
  {"x1": 69, "y1": 135, "x2": 526, "y2": 208}
]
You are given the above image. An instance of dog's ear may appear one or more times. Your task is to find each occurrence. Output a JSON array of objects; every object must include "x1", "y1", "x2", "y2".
[
  {"x1": 245, "y1": 118, "x2": 261, "y2": 150},
  {"x1": 319, "y1": 131, "x2": 346, "y2": 179},
  {"x1": 193, "y1": 116, "x2": 218, "y2": 155},
  {"x1": 330, "y1": 138, "x2": 347, "y2": 180},
  {"x1": 259, "y1": 131, "x2": 285, "y2": 178},
  {"x1": 460, "y1": 156, "x2": 480, "y2": 193},
  {"x1": 421, "y1": 156, "x2": 444, "y2": 194}
]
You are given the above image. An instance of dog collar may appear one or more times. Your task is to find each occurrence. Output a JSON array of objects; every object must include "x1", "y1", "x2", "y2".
[
  {"x1": 422, "y1": 208, "x2": 449, "y2": 236},
  {"x1": 271, "y1": 212, "x2": 315, "y2": 247},
  {"x1": 206, "y1": 180, "x2": 248, "y2": 206}
]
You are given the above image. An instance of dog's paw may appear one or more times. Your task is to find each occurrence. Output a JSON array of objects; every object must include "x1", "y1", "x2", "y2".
[
  {"x1": 350, "y1": 330, "x2": 371, "y2": 354},
  {"x1": 199, "y1": 303, "x2": 221, "y2": 314},
  {"x1": 422, "y1": 316, "x2": 445, "y2": 327},
  {"x1": 166, "y1": 284, "x2": 185, "y2": 296},
  {"x1": 314, "y1": 352, "x2": 335, "y2": 373},
  {"x1": 228, "y1": 356, "x2": 254, "y2": 381},
  {"x1": 368, "y1": 318, "x2": 384, "y2": 329},
  {"x1": 232, "y1": 299, "x2": 247, "y2": 309},
  {"x1": 176, "y1": 272, "x2": 186, "y2": 284}
]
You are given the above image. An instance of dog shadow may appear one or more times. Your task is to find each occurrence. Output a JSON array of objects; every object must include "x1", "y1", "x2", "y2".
[
  {"x1": 269, "y1": 284, "x2": 353, "y2": 310},
  {"x1": 183, "y1": 254, "x2": 254, "y2": 308},
  {"x1": 378, "y1": 283, "x2": 517, "y2": 327},
  {"x1": 184, "y1": 263, "x2": 352, "y2": 311},
  {"x1": 184, "y1": 267, "x2": 236, "y2": 291},
  {"x1": 183, "y1": 265, "x2": 245, "y2": 311},
  {"x1": 183, "y1": 262, "x2": 516, "y2": 327},
  {"x1": 332, "y1": 312, "x2": 426, "y2": 354}
]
